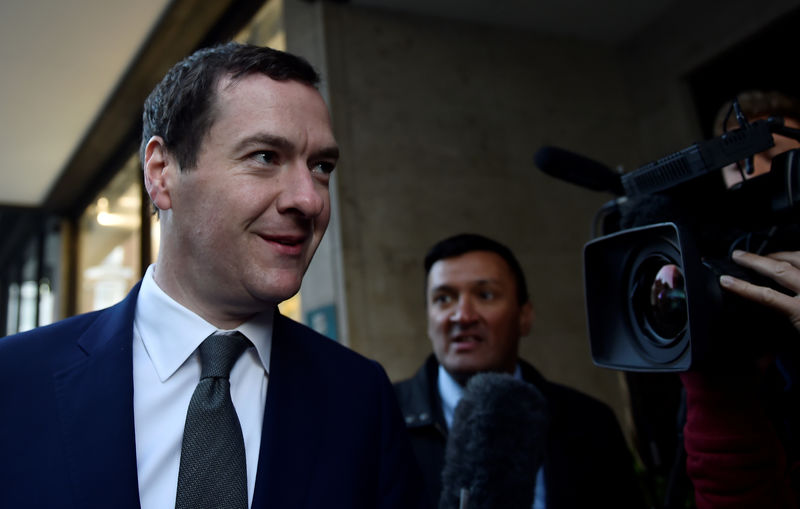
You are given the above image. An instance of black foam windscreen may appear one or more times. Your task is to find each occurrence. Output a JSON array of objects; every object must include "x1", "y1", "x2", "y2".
[{"x1": 439, "y1": 372, "x2": 549, "y2": 509}]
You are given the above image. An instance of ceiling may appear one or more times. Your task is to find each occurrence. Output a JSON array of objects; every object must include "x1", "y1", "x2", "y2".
[
  {"x1": 0, "y1": 0, "x2": 170, "y2": 207},
  {"x1": 0, "y1": 0, "x2": 677, "y2": 209}
]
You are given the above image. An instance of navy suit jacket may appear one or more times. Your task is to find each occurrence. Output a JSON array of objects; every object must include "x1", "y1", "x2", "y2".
[{"x1": 0, "y1": 283, "x2": 427, "y2": 508}]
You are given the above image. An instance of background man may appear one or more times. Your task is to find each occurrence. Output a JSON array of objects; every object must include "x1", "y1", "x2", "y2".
[
  {"x1": 0, "y1": 42, "x2": 425, "y2": 508},
  {"x1": 394, "y1": 233, "x2": 643, "y2": 508}
]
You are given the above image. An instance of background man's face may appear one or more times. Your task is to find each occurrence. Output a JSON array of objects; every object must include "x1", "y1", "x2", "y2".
[
  {"x1": 426, "y1": 250, "x2": 533, "y2": 383},
  {"x1": 160, "y1": 73, "x2": 338, "y2": 320},
  {"x1": 722, "y1": 116, "x2": 800, "y2": 187}
]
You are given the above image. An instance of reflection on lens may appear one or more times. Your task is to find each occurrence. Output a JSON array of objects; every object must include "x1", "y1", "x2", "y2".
[{"x1": 646, "y1": 264, "x2": 687, "y2": 339}]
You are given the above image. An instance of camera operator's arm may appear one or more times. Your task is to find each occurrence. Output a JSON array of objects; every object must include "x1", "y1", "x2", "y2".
[
  {"x1": 720, "y1": 250, "x2": 800, "y2": 331},
  {"x1": 679, "y1": 249, "x2": 800, "y2": 509}
]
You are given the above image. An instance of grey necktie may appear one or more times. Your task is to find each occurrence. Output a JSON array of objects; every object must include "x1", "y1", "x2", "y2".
[{"x1": 175, "y1": 332, "x2": 250, "y2": 509}]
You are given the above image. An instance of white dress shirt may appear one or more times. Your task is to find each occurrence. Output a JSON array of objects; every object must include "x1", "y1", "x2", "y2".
[
  {"x1": 133, "y1": 264, "x2": 272, "y2": 509},
  {"x1": 437, "y1": 365, "x2": 547, "y2": 509}
]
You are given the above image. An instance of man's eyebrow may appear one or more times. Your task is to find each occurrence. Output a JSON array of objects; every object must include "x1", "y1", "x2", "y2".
[
  {"x1": 312, "y1": 145, "x2": 340, "y2": 161},
  {"x1": 234, "y1": 134, "x2": 339, "y2": 161},
  {"x1": 429, "y1": 284, "x2": 455, "y2": 296},
  {"x1": 234, "y1": 133, "x2": 292, "y2": 153}
]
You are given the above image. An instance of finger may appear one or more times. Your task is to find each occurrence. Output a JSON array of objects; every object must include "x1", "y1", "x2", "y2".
[
  {"x1": 719, "y1": 274, "x2": 800, "y2": 329},
  {"x1": 766, "y1": 251, "x2": 800, "y2": 268},
  {"x1": 731, "y1": 250, "x2": 800, "y2": 293}
]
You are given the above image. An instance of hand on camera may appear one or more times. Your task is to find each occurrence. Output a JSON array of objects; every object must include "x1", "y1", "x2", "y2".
[{"x1": 720, "y1": 250, "x2": 800, "y2": 332}]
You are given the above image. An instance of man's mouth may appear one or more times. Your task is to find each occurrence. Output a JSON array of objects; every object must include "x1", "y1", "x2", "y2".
[
  {"x1": 451, "y1": 335, "x2": 482, "y2": 352},
  {"x1": 259, "y1": 233, "x2": 307, "y2": 255},
  {"x1": 272, "y1": 237, "x2": 302, "y2": 246}
]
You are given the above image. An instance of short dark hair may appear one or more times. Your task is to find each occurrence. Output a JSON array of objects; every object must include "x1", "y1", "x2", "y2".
[
  {"x1": 141, "y1": 42, "x2": 320, "y2": 170},
  {"x1": 714, "y1": 90, "x2": 800, "y2": 136},
  {"x1": 424, "y1": 233, "x2": 530, "y2": 304}
]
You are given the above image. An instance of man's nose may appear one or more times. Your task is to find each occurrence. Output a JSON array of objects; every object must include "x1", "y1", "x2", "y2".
[
  {"x1": 449, "y1": 296, "x2": 478, "y2": 323},
  {"x1": 276, "y1": 163, "x2": 326, "y2": 218}
]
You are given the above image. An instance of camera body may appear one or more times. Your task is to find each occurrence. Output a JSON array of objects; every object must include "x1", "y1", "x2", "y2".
[{"x1": 579, "y1": 121, "x2": 800, "y2": 371}]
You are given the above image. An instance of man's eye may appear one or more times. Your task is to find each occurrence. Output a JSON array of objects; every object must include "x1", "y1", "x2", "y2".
[
  {"x1": 254, "y1": 151, "x2": 278, "y2": 165},
  {"x1": 433, "y1": 294, "x2": 453, "y2": 305},
  {"x1": 478, "y1": 291, "x2": 495, "y2": 300},
  {"x1": 311, "y1": 161, "x2": 336, "y2": 175}
]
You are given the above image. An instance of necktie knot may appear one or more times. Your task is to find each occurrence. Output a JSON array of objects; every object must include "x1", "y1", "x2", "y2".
[{"x1": 199, "y1": 332, "x2": 250, "y2": 379}]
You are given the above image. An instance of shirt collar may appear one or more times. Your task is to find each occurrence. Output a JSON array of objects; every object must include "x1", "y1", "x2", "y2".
[
  {"x1": 134, "y1": 264, "x2": 273, "y2": 382},
  {"x1": 438, "y1": 363, "x2": 523, "y2": 430},
  {"x1": 437, "y1": 365, "x2": 463, "y2": 430}
]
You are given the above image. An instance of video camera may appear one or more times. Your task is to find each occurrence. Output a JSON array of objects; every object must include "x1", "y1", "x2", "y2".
[{"x1": 535, "y1": 105, "x2": 800, "y2": 372}]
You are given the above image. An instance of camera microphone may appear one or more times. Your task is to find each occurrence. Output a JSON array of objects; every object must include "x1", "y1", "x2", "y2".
[
  {"x1": 534, "y1": 145, "x2": 625, "y2": 195},
  {"x1": 439, "y1": 372, "x2": 548, "y2": 509}
]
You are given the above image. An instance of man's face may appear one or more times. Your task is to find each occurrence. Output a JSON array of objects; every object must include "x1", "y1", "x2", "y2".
[
  {"x1": 426, "y1": 250, "x2": 533, "y2": 384},
  {"x1": 149, "y1": 73, "x2": 338, "y2": 325},
  {"x1": 722, "y1": 116, "x2": 800, "y2": 187}
]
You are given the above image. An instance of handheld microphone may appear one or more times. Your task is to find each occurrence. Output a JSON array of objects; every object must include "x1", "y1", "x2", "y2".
[
  {"x1": 534, "y1": 145, "x2": 624, "y2": 195},
  {"x1": 439, "y1": 373, "x2": 549, "y2": 509}
]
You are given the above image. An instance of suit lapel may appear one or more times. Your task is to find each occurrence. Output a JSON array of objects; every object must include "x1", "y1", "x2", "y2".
[
  {"x1": 252, "y1": 313, "x2": 323, "y2": 508},
  {"x1": 53, "y1": 285, "x2": 141, "y2": 509}
]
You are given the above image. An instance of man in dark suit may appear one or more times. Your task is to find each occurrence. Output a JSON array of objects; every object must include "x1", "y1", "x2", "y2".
[
  {"x1": 0, "y1": 42, "x2": 425, "y2": 509},
  {"x1": 394, "y1": 233, "x2": 644, "y2": 508}
]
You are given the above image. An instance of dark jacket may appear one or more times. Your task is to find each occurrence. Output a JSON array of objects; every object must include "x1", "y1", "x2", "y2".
[
  {"x1": 0, "y1": 282, "x2": 428, "y2": 509},
  {"x1": 393, "y1": 354, "x2": 644, "y2": 509}
]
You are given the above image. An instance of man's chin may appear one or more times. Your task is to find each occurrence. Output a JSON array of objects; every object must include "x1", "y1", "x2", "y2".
[
  {"x1": 443, "y1": 361, "x2": 485, "y2": 384},
  {"x1": 268, "y1": 287, "x2": 301, "y2": 306},
  {"x1": 248, "y1": 271, "x2": 304, "y2": 301}
]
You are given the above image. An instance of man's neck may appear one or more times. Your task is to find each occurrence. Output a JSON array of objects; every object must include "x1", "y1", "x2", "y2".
[{"x1": 150, "y1": 262, "x2": 260, "y2": 330}]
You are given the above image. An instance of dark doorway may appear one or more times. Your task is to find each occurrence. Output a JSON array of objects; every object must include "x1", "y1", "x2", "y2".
[{"x1": 688, "y1": 7, "x2": 800, "y2": 137}]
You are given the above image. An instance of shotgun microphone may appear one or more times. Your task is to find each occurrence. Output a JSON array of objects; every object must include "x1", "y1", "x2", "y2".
[{"x1": 534, "y1": 145, "x2": 624, "y2": 195}]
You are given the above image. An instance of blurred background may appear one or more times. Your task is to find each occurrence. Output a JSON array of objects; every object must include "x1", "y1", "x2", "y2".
[{"x1": 2, "y1": 0, "x2": 798, "y2": 493}]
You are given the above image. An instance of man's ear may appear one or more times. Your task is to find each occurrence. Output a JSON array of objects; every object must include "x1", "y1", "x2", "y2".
[
  {"x1": 143, "y1": 136, "x2": 176, "y2": 211},
  {"x1": 519, "y1": 301, "x2": 535, "y2": 337}
]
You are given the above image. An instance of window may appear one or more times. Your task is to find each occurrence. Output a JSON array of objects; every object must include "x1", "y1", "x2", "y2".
[{"x1": 76, "y1": 157, "x2": 142, "y2": 314}]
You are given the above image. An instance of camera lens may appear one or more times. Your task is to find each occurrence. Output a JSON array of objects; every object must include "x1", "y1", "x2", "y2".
[
  {"x1": 647, "y1": 264, "x2": 687, "y2": 338},
  {"x1": 632, "y1": 257, "x2": 687, "y2": 343}
]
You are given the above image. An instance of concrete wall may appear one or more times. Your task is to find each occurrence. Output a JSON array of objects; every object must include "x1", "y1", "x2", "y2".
[{"x1": 317, "y1": 4, "x2": 643, "y2": 423}]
